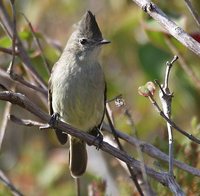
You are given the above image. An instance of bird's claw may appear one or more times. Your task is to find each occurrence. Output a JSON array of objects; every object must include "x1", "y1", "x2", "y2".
[
  {"x1": 142, "y1": 2, "x2": 155, "y2": 12},
  {"x1": 49, "y1": 113, "x2": 60, "y2": 127},
  {"x1": 93, "y1": 132, "x2": 103, "y2": 150}
]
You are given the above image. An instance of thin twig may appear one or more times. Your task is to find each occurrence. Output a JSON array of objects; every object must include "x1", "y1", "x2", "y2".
[
  {"x1": 184, "y1": 0, "x2": 200, "y2": 27},
  {"x1": 8, "y1": 72, "x2": 48, "y2": 96},
  {"x1": 0, "y1": 169, "x2": 24, "y2": 196},
  {"x1": 157, "y1": 56, "x2": 178, "y2": 176},
  {"x1": 0, "y1": 16, "x2": 12, "y2": 38},
  {"x1": 113, "y1": 96, "x2": 153, "y2": 194},
  {"x1": 0, "y1": 1, "x2": 47, "y2": 90},
  {"x1": 0, "y1": 102, "x2": 12, "y2": 150},
  {"x1": 105, "y1": 105, "x2": 144, "y2": 196},
  {"x1": 165, "y1": 37, "x2": 200, "y2": 91},
  {"x1": 75, "y1": 178, "x2": 80, "y2": 196},
  {"x1": 0, "y1": 82, "x2": 15, "y2": 151},
  {"x1": 148, "y1": 91, "x2": 200, "y2": 144},
  {"x1": 0, "y1": 47, "x2": 19, "y2": 55},
  {"x1": 21, "y1": 13, "x2": 51, "y2": 75},
  {"x1": 7, "y1": 0, "x2": 17, "y2": 73},
  {"x1": 123, "y1": 105, "x2": 155, "y2": 195},
  {"x1": 8, "y1": 114, "x2": 45, "y2": 126},
  {"x1": 164, "y1": 56, "x2": 178, "y2": 90}
]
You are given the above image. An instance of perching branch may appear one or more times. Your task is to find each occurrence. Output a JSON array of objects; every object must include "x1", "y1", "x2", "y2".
[
  {"x1": 0, "y1": 90, "x2": 185, "y2": 195},
  {"x1": 7, "y1": 114, "x2": 200, "y2": 177},
  {"x1": 131, "y1": 0, "x2": 200, "y2": 56}
]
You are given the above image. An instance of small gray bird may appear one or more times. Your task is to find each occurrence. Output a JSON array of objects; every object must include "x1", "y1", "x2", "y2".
[{"x1": 48, "y1": 11, "x2": 110, "y2": 178}]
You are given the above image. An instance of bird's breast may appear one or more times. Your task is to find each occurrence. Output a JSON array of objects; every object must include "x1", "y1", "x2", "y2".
[{"x1": 51, "y1": 61, "x2": 105, "y2": 131}]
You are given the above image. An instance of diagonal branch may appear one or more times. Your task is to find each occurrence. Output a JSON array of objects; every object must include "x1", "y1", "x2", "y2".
[
  {"x1": 131, "y1": 0, "x2": 200, "y2": 56},
  {"x1": 21, "y1": 13, "x2": 51, "y2": 75},
  {"x1": 150, "y1": 91, "x2": 200, "y2": 144},
  {"x1": 105, "y1": 106, "x2": 144, "y2": 196},
  {"x1": 0, "y1": 90, "x2": 185, "y2": 194},
  {"x1": 102, "y1": 123, "x2": 200, "y2": 177},
  {"x1": 7, "y1": 0, "x2": 17, "y2": 73},
  {"x1": 7, "y1": 114, "x2": 200, "y2": 177},
  {"x1": 0, "y1": 169, "x2": 24, "y2": 196}
]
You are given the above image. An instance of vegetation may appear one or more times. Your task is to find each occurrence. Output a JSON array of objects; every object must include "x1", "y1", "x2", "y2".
[{"x1": 0, "y1": 0, "x2": 200, "y2": 195}]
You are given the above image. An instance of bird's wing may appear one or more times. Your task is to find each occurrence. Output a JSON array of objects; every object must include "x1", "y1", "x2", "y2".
[{"x1": 48, "y1": 68, "x2": 68, "y2": 144}]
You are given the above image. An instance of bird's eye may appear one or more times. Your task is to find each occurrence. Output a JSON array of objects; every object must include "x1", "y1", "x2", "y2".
[{"x1": 80, "y1": 38, "x2": 88, "y2": 45}]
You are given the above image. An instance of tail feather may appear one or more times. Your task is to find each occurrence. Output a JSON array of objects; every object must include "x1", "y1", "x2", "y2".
[{"x1": 69, "y1": 138, "x2": 87, "y2": 178}]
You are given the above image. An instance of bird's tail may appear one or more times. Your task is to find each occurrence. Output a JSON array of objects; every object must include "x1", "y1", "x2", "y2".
[{"x1": 69, "y1": 137, "x2": 87, "y2": 178}]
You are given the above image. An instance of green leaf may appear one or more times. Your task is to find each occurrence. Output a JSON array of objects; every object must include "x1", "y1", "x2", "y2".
[
  {"x1": 138, "y1": 43, "x2": 170, "y2": 79},
  {"x1": 0, "y1": 36, "x2": 12, "y2": 48},
  {"x1": 18, "y1": 30, "x2": 32, "y2": 41}
]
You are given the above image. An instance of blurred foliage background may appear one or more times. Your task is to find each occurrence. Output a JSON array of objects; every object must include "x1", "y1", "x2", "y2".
[{"x1": 0, "y1": 0, "x2": 200, "y2": 195}]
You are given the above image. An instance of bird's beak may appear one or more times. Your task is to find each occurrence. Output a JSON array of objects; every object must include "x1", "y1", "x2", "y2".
[{"x1": 98, "y1": 39, "x2": 111, "y2": 45}]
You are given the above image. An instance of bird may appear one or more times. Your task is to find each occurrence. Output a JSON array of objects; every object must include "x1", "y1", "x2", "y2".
[{"x1": 48, "y1": 10, "x2": 110, "y2": 178}]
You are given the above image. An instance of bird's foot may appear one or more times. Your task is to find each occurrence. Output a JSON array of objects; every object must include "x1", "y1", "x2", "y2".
[
  {"x1": 142, "y1": 2, "x2": 155, "y2": 12},
  {"x1": 49, "y1": 112, "x2": 60, "y2": 127},
  {"x1": 93, "y1": 132, "x2": 103, "y2": 150},
  {"x1": 39, "y1": 113, "x2": 60, "y2": 130}
]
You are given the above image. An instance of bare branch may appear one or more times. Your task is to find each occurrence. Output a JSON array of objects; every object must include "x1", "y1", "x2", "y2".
[
  {"x1": 123, "y1": 105, "x2": 155, "y2": 195},
  {"x1": 148, "y1": 90, "x2": 200, "y2": 144},
  {"x1": 165, "y1": 37, "x2": 200, "y2": 91},
  {"x1": 0, "y1": 102, "x2": 12, "y2": 150},
  {"x1": 112, "y1": 97, "x2": 155, "y2": 195},
  {"x1": 21, "y1": 13, "x2": 51, "y2": 75},
  {"x1": 7, "y1": 0, "x2": 17, "y2": 73},
  {"x1": 164, "y1": 56, "x2": 178, "y2": 90},
  {"x1": 0, "y1": 90, "x2": 186, "y2": 194},
  {"x1": 105, "y1": 105, "x2": 144, "y2": 196},
  {"x1": 0, "y1": 1, "x2": 47, "y2": 90},
  {"x1": 8, "y1": 72, "x2": 48, "y2": 97},
  {"x1": 131, "y1": 0, "x2": 200, "y2": 56},
  {"x1": 8, "y1": 114, "x2": 45, "y2": 127},
  {"x1": 157, "y1": 56, "x2": 178, "y2": 176},
  {"x1": 0, "y1": 47, "x2": 19, "y2": 55},
  {"x1": 0, "y1": 169, "x2": 24, "y2": 196},
  {"x1": 6, "y1": 114, "x2": 200, "y2": 178},
  {"x1": 102, "y1": 123, "x2": 200, "y2": 177}
]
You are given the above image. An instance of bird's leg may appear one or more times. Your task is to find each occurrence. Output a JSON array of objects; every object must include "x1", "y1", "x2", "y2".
[
  {"x1": 49, "y1": 112, "x2": 60, "y2": 127},
  {"x1": 89, "y1": 127, "x2": 104, "y2": 150},
  {"x1": 39, "y1": 112, "x2": 60, "y2": 130},
  {"x1": 94, "y1": 131, "x2": 104, "y2": 150}
]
